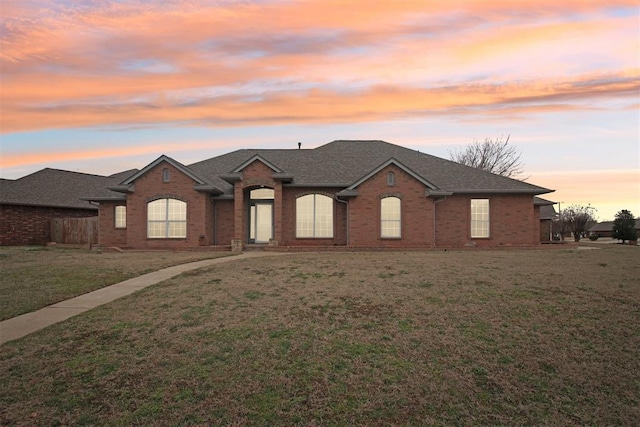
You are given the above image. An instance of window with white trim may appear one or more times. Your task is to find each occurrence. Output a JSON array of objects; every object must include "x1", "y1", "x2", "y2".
[
  {"x1": 381, "y1": 196, "x2": 401, "y2": 238},
  {"x1": 147, "y1": 198, "x2": 187, "y2": 238},
  {"x1": 115, "y1": 205, "x2": 126, "y2": 229},
  {"x1": 470, "y1": 199, "x2": 490, "y2": 238},
  {"x1": 162, "y1": 168, "x2": 170, "y2": 183},
  {"x1": 296, "y1": 194, "x2": 333, "y2": 238}
]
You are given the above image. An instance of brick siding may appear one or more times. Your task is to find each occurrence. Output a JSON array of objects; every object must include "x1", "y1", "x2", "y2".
[
  {"x1": 0, "y1": 204, "x2": 96, "y2": 246},
  {"x1": 103, "y1": 161, "x2": 211, "y2": 249}
]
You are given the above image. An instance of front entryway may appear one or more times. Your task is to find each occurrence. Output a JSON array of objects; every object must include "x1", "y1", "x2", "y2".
[{"x1": 248, "y1": 188, "x2": 274, "y2": 244}]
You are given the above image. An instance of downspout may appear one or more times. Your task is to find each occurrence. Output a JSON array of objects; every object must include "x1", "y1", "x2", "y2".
[
  {"x1": 336, "y1": 197, "x2": 349, "y2": 246},
  {"x1": 432, "y1": 196, "x2": 447, "y2": 247}
]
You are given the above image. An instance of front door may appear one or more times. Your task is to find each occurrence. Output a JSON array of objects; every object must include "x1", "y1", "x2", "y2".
[
  {"x1": 248, "y1": 188, "x2": 274, "y2": 244},
  {"x1": 250, "y1": 202, "x2": 273, "y2": 243}
]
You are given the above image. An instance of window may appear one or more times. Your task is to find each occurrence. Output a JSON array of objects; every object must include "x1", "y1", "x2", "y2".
[
  {"x1": 147, "y1": 198, "x2": 187, "y2": 238},
  {"x1": 387, "y1": 171, "x2": 395, "y2": 186},
  {"x1": 296, "y1": 194, "x2": 333, "y2": 238},
  {"x1": 115, "y1": 206, "x2": 126, "y2": 228},
  {"x1": 381, "y1": 197, "x2": 401, "y2": 238},
  {"x1": 162, "y1": 168, "x2": 170, "y2": 183},
  {"x1": 250, "y1": 188, "x2": 274, "y2": 200},
  {"x1": 470, "y1": 199, "x2": 490, "y2": 238}
]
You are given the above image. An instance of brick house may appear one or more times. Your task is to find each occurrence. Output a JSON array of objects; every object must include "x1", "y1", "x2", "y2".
[
  {"x1": 535, "y1": 197, "x2": 557, "y2": 242},
  {"x1": 85, "y1": 140, "x2": 554, "y2": 250},
  {"x1": 0, "y1": 169, "x2": 135, "y2": 245}
]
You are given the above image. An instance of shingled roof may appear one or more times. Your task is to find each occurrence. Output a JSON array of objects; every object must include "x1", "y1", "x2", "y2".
[
  {"x1": 186, "y1": 140, "x2": 552, "y2": 196},
  {"x1": 0, "y1": 168, "x2": 137, "y2": 209}
]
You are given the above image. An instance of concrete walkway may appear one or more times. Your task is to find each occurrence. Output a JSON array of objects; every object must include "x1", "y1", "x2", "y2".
[{"x1": 0, "y1": 251, "x2": 287, "y2": 346}]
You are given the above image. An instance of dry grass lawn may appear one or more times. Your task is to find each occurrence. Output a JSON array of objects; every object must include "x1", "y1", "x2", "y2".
[
  {"x1": 1, "y1": 246, "x2": 638, "y2": 425},
  {"x1": 0, "y1": 246, "x2": 231, "y2": 320}
]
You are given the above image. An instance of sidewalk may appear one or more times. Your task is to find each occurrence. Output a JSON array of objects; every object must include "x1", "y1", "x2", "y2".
[{"x1": 0, "y1": 251, "x2": 287, "y2": 345}]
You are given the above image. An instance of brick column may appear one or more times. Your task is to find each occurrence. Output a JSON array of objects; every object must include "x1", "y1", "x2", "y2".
[
  {"x1": 233, "y1": 182, "x2": 244, "y2": 249},
  {"x1": 273, "y1": 182, "x2": 283, "y2": 246}
]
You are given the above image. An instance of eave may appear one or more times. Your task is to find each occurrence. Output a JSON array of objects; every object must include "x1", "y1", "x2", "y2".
[
  {"x1": 79, "y1": 196, "x2": 127, "y2": 205},
  {"x1": 445, "y1": 188, "x2": 555, "y2": 195},
  {"x1": 193, "y1": 184, "x2": 224, "y2": 195},
  {"x1": 107, "y1": 185, "x2": 134, "y2": 194}
]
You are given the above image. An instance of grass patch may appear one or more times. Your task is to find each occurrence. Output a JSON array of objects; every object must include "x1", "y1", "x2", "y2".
[
  {"x1": 0, "y1": 246, "x2": 232, "y2": 320},
  {"x1": 1, "y1": 246, "x2": 639, "y2": 425}
]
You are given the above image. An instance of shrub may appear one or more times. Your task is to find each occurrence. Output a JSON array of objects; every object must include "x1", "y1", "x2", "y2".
[{"x1": 589, "y1": 234, "x2": 599, "y2": 241}]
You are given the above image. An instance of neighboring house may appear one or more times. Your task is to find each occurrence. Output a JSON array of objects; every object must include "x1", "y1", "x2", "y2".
[
  {"x1": 589, "y1": 219, "x2": 640, "y2": 239},
  {"x1": 84, "y1": 140, "x2": 554, "y2": 250},
  {"x1": 535, "y1": 197, "x2": 557, "y2": 242},
  {"x1": 0, "y1": 168, "x2": 136, "y2": 245}
]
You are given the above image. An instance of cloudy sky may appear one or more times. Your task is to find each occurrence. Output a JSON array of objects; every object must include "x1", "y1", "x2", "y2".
[{"x1": 1, "y1": 0, "x2": 638, "y2": 220}]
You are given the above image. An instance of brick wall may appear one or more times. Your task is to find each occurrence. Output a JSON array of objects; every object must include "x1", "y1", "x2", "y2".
[
  {"x1": 213, "y1": 199, "x2": 234, "y2": 245},
  {"x1": 121, "y1": 161, "x2": 209, "y2": 249},
  {"x1": 348, "y1": 165, "x2": 434, "y2": 247},
  {"x1": 98, "y1": 201, "x2": 127, "y2": 247},
  {"x1": 0, "y1": 204, "x2": 96, "y2": 246},
  {"x1": 435, "y1": 194, "x2": 538, "y2": 247}
]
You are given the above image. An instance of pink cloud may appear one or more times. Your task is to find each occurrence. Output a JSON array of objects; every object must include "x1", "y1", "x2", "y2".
[{"x1": 1, "y1": 0, "x2": 637, "y2": 134}]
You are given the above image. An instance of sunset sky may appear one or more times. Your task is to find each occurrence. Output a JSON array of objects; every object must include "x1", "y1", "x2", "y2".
[{"x1": 1, "y1": 0, "x2": 638, "y2": 220}]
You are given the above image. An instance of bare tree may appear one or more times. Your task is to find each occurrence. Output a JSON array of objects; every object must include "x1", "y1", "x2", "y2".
[
  {"x1": 552, "y1": 215, "x2": 570, "y2": 241},
  {"x1": 562, "y1": 204, "x2": 597, "y2": 242},
  {"x1": 449, "y1": 135, "x2": 525, "y2": 178}
]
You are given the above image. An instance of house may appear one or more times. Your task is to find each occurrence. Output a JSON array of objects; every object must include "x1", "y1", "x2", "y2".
[
  {"x1": 535, "y1": 197, "x2": 557, "y2": 242},
  {"x1": 84, "y1": 140, "x2": 554, "y2": 250},
  {"x1": 589, "y1": 219, "x2": 640, "y2": 239},
  {"x1": 0, "y1": 169, "x2": 136, "y2": 245}
]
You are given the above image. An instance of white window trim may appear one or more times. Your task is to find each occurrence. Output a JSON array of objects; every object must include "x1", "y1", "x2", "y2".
[
  {"x1": 147, "y1": 198, "x2": 187, "y2": 239},
  {"x1": 470, "y1": 199, "x2": 490, "y2": 238},
  {"x1": 380, "y1": 196, "x2": 401, "y2": 239},
  {"x1": 296, "y1": 194, "x2": 334, "y2": 238},
  {"x1": 115, "y1": 205, "x2": 126, "y2": 229}
]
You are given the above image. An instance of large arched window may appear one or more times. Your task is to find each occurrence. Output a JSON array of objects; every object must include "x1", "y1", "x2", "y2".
[
  {"x1": 296, "y1": 194, "x2": 333, "y2": 238},
  {"x1": 147, "y1": 198, "x2": 187, "y2": 238},
  {"x1": 381, "y1": 196, "x2": 401, "y2": 238}
]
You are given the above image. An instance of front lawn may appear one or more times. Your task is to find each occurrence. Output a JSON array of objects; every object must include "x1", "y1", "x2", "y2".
[
  {"x1": 1, "y1": 247, "x2": 638, "y2": 425},
  {"x1": 0, "y1": 246, "x2": 232, "y2": 320}
]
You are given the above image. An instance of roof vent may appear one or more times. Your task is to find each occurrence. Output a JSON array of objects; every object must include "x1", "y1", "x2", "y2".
[{"x1": 298, "y1": 142, "x2": 301, "y2": 149}]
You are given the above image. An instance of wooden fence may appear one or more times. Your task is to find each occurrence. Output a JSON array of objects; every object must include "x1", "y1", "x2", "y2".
[{"x1": 50, "y1": 217, "x2": 99, "y2": 245}]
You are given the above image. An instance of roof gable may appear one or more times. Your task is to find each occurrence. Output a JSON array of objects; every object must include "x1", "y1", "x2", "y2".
[
  {"x1": 346, "y1": 158, "x2": 438, "y2": 190},
  {"x1": 231, "y1": 154, "x2": 284, "y2": 173},
  {"x1": 121, "y1": 155, "x2": 207, "y2": 185}
]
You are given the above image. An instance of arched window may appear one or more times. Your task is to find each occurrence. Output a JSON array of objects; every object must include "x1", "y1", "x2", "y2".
[
  {"x1": 147, "y1": 198, "x2": 187, "y2": 238},
  {"x1": 296, "y1": 194, "x2": 333, "y2": 238},
  {"x1": 381, "y1": 196, "x2": 401, "y2": 238}
]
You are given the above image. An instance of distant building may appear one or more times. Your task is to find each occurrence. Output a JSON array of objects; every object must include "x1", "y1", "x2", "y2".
[{"x1": 589, "y1": 219, "x2": 640, "y2": 239}]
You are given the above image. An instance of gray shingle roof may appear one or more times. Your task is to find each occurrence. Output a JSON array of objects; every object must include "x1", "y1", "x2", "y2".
[
  {"x1": 0, "y1": 168, "x2": 136, "y2": 209},
  {"x1": 188, "y1": 140, "x2": 553, "y2": 196},
  {"x1": 590, "y1": 219, "x2": 640, "y2": 232}
]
